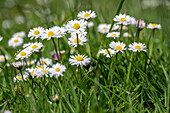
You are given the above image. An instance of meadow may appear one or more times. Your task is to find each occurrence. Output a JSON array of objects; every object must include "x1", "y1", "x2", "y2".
[{"x1": 0, "y1": 0, "x2": 170, "y2": 112}]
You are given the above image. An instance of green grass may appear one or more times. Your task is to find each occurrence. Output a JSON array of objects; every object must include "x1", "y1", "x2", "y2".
[{"x1": 0, "y1": 0, "x2": 170, "y2": 112}]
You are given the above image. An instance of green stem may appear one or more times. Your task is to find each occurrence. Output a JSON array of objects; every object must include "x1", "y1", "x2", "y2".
[
  {"x1": 51, "y1": 38, "x2": 60, "y2": 63},
  {"x1": 126, "y1": 52, "x2": 134, "y2": 84},
  {"x1": 76, "y1": 33, "x2": 79, "y2": 54},
  {"x1": 119, "y1": 24, "x2": 123, "y2": 41},
  {"x1": 19, "y1": 69, "x2": 24, "y2": 82},
  {"x1": 109, "y1": 0, "x2": 126, "y2": 32}
]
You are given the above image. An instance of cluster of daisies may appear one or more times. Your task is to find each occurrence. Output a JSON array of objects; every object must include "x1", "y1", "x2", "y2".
[
  {"x1": 98, "y1": 13, "x2": 161, "y2": 57},
  {"x1": 13, "y1": 10, "x2": 96, "y2": 82}
]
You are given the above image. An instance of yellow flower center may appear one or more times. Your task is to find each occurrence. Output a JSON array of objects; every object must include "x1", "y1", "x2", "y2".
[
  {"x1": 105, "y1": 50, "x2": 111, "y2": 54},
  {"x1": 27, "y1": 61, "x2": 33, "y2": 65},
  {"x1": 102, "y1": 27, "x2": 106, "y2": 30},
  {"x1": 152, "y1": 24, "x2": 157, "y2": 27},
  {"x1": 34, "y1": 30, "x2": 40, "y2": 35},
  {"x1": 55, "y1": 96, "x2": 59, "y2": 100},
  {"x1": 20, "y1": 52, "x2": 26, "y2": 56},
  {"x1": 115, "y1": 45, "x2": 122, "y2": 50},
  {"x1": 84, "y1": 13, "x2": 90, "y2": 17},
  {"x1": 122, "y1": 26, "x2": 125, "y2": 30},
  {"x1": 112, "y1": 26, "x2": 115, "y2": 29},
  {"x1": 74, "y1": 38, "x2": 81, "y2": 43},
  {"x1": 17, "y1": 76, "x2": 22, "y2": 80},
  {"x1": 14, "y1": 39, "x2": 18, "y2": 43},
  {"x1": 31, "y1": 71, "x2": 34, "y2": 76},
  {"x1": 14, "y1": 87, "x2": 17, "y2": 91},
  {"x1": 43, "y1": 70, "x2": 47, "y2": 73},
  {"x1": 73, "y1": 23, "x2": 80, "y2": 30},
  {"x1": 17, "y1": 34, "x2": 21, "y2": 37},
  {"x1": 111, "y1": 34, "x2": 116, "y2": 36},
  {"x1": 120, "y1": 18, "x2": 126, "y2": 22},
  {"x1": 135, "y1": 45, "x2": 141, "y2": 50},
  {"x1": 0, "y1": 57, "x2": 4, "y2": 61},
  {"x1": 48, "y1": 31, "x2": 54, "y2": 37},
  {"x1": 37, "y1": 66, "x2": 43, "y2": 69},
  {"x1": 55, "y1": 68, "x2": 60, "y2": 72},
  {"x1": 32, "y1": 45, "x2": 38, "y2": 49},
  {"x1": 128, "y1": 33, "x2": 132, "y2": 37},
  {"x1": 42, "y1": 61, "x2": 46, "y2": 65},
  {"x1": 76, "y1": 56, "x2": 83, "y2": 61}
]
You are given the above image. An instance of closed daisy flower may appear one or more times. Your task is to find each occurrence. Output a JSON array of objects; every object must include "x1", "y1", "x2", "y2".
[
  {"x1": 108, "y1": 24, "x2": 119, "y2": 31},
  {"x1": 77, "y1": 10, "x2": 96, "y2": 20},
  {"x1": 0, "y1": 35, "x2": 3, "y2": 41},
  {"x1": 13, "y1": 72, "x2": 28, "y2": 82},
  {"x1": 49, "y1": 63, "x2": 66, "y2": 77},
  {"x1": 106, "y1": 32, "x2": 120, "y2": 39},
  {"x1": 68, "y1": 35, "x2": 87, "y2": 47},
  {"x1": 128, "y1": 42, "x2": 147, "y2": 52},
  {"x1": 114, "y1": 14, "x2": 132, "y2": 25},
  {"x1": 26, "y1": 68, "x2": 36, "y2": 78},
  {"x1": 38, "y1": 58, "x2": 52, "y2": 65},
  {"x1": 98, "y1": 48, "x2": 116, "y2": 58},
  {"x1": 35, "y1": 65, "x2": 49, "y2": 78},
  {"x1": 136, "y1": 19, "x2": 145, "y2": 29},
  {"x1": 69, "y1": 54, "x2": 90, "y2": 67},
  {"x1": 28, "y1": 27, "x2": 44, "y2": 40},
  {"x1": 97, "y1": 24, "x2": 110, "y2": 34},
  {"x1": 8, "y1": 37, "x2": 23, "y2": 47},
  {"x1": 65, "y1": 19, "x2": 87, "y2": 33},
  {"x1": 27, "y1": 42, "x2": 44, "y2": 52},
  {"x1": 12, "y1": 31, "x2": 25, "y2": 38},
  {"x1": 147, "y1": 23, "x2": 161, "y2": 29},
  {"x1": 109, "y1": 41, "x2": 126, "y2": 53},
  {"x1": 15, "y1": 49, "x2": 32, "y2": 60}
]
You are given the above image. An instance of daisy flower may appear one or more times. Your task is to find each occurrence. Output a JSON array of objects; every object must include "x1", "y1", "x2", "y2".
[
  {"x1": 121, "y1": 25, "x2": 128, "y2": 30},
  {"x1": 114, "y1": 14, "x2": 132, "y2": 25},
  {"x1": 128, "y1": 42, "x2": 147, "y2": 52},
  {"x1": 97, "y1": 24, "x2": 110, "y2": 34},
  {"x1": 35, "y1": 65, "x2": 49, "y2": 78},
  {"x1": 69, "y1": 54, "x2": 90, "y2": 67},
  {"x1": 41, "y1": 27, "x2": 57, "y2": 40},
  {"x1": 98, "y1": 48, "x2": 116, "y2": 58},
  {"x1": 38, "y1": 58, "x2": 52, "y2": 65},
  {"x1": 25, "y1": 59, "x2": 36, "y2": 66},
  {"x1": 12, "y1": 61, "x2": 23, "y2": 69},
  {"x1": 106, "y1": 32, "x2": 120, "y2": 39},
  {"x1": 12, "y1": 31, "x2": 25, "y2": 38},
  {"x1": 15, "y1": 48, "x2": 32, "y2": 60},
  {"x1": 71, "y1": 29, "x2": 87, "y2": 37},
  {"x1": 77, "y1": 10, "x2": 96, "y2": 20},
  {"x1": 13, "y1": 72, "x2": 28, "y2": 82},
  {"x1": 123, "y1": 32, "x2": 132, "y2": 38},
  {"x1": 147, "y1": 23, "x2": 161, "y2": 29},
  {"x1": 136, "y1": 19, "x2": 145, "y2": 29},
  {"x1": 0, "y1": 35, "x2": 3, "y2": 41},
  {"x1": 28, "y1": 27, "x2": 44, "y2": 40},
  {"x1": 65, "y1": 19, "x2": 87, "y2": 33},
  {"x1": 68, "y1": 35, "x2": 87, "y2": 47},
  {"x1": 26, "y1": 68, "x2": 36, "y2": 78},
  {"x1": 87, "y1": 21, "x2": 94, "y2": 28},
  {"x1": 23, "y1": 42, "x2": 32, "y2": 48},
  {"x1": 52, "y1": 26, "x2": 67, "y2": 38},
  {"x1": 109, "y1": 41, "x2": 126, "y2": 53},
  {"x1": 130, "y1": 17, "x2": 136, "y2": 25},
  {"x1": 49, "y1": 63, "x2": 66, "y2": 77},
  {"x1": 8, "y1": 37, "x2": 23, "y2": 47},
  {"x1": 0, "y1": 55, "x2": 6, "y2": 62},
  {"x1": 108, "y1": 24, "x2": 119, "y2": 31},
  {"x1": 27, "y1": 42, "x2": 44, "y2": 52}
]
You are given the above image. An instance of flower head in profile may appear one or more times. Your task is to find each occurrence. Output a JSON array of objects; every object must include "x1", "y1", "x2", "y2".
[
  {"x1": 114, "y1": 14, "x2": 132, "y2": 25},
  {"x1": 106, "y1": 32, "x2": 120, "y2": 39},
  {"x1": 136, "y1": 19, "x2": 145, "y2": 29},
  {"x1": 49, "y1": 63, "x2": 66, "y2": 77},
  {"x1": 28, "y1": 27, "x2": 44, "y2": 40},
  {"x1": 98, "y1": 48, "x2": 116, "y2": 58},
  {"x1": 8, "y1": 37, "x2": 23, "y2": 47},
  {"x1": 15, "y1": 49, "x2": 32, "y2": 60},
  {"x1": 37, "y1": 58, "x2": 52, "y2": 66},
  {"x1": 147, "y1": 23, "x2": 161, "y2": 29},
  {"x1": 27, "y1": 42, "x2": 44, "y2": 52},
  {"x1": 13, "y1": 72, "x2": 28, "y2": 82},
  {"x1": 108, "y1": 24, "x2": 119, "y2": 31},
  {"x1": 123, "y1": 32, "x2": 132, "y2": 38},
  {"x1": 12, "y1": 61, "x2": 24, "y2": 70},
  {"x1": 65, "y1": 19, "x2": 87, "y2": 33},
  {"x1": 68, "y1": 35, "x2": 87, "y2": 47},
  {"x1": 77, "y1": 10, "x2": 96, "y2": 20},
  {"x1": 12, "y1": 31, "x2": 25, "y2": 38},
  {"x1": 109, "y1": 41, "x2": 126, "y2": 53},
  {"x1": 24, "y1": 59, "x2": 36, "y2": 66},
  {"x1": 128, "y1": 42, "x2": 147, "y2": 52},
  {"x1": 26, "y1": 68, "x2": 36, "y2": 78},
  {"x1": 97, "y1": 24, "x2": 110, "y2": 34},
  {"x1": 69, "y1": 54, "x2": 90, "y2": 67}
]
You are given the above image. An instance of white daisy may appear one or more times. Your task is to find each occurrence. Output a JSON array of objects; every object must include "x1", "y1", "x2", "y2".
[
  {"x1": 68, "y1": 35, "x2": 87, "y2": 47},
  {"x1": 97, "y1": 24, "x2": 110, "y2": 34},
  {"x1": 38, "y1": 58, "x2": 52, "y2": 65},
  {"x1": 71, "y1": 29, "x2": 87, "y2": 38},
  {"x1": 0, "y1": 55, "x2": 5, "y2": 62},
  {"x1": 24, "y1": 59, "x2": 36, "y2": 66},
  {"x1": 28, "y1": 27, "x2": 44, "y2": 40},
  {"x1": 114, "y1": 14, "x2": 132, "y2": 25},
  {"x1": 15, "y1": 48, "x2": 32, "y2": 60},
  {"x1": 108, "y1": 24, "x2": 119, "y2": 31},
  {"x1": 106, "y1": 32, "x2": 120, "y2": 39},
  {"x1": 98, "y1": 48, "x2": 116, "y2": 58},
  {"x1": 77, "y1": 10, "x2": 96, "y2": 20},
  {"x1": 12, "y1": 61, "x2": 23, "y2": 69},
  {"x1": 121, "y1": 25, "x2": 128, "y2": 30},
  {"x1": 8, "y1": 37, "x2": 23, "y2": 47},
  {"x1": 128, "y1": 42, "x2": 147, "y2": 52},
  {"x1": 26, "y1": 68, "x2": 36, "y2": 78},
  {"x1": 12, "y1": 31, "x2": 25, "y2": 38},
  {"x1": 147, "y1": 23, "x2": 161, "y2": 29},
  {"x1": 109, "y1": 41, "x2": 126, "y2": 53},
  {"x1": 87, "y1": 21, "x2": 94, "y2": 28},
  {"x1": 27, "y1": 42, "x2": 44, "y2": 52},
  {"x1": 123, "y1": 32, "x2": 132, "y2": 38},
  {"x1": 13, "y1": 72, "x2": 28, "y2": 82},
  {"x1": 65, "y1": 19, "x2": 87, "y2": 33},
  {"x1": 69, "y1": 54, "x2": 90, "y2": 67},
  {"x1": 35, "y1": 65, "x2": 49, "y2": 78},
  {"x1": 41, "y1": 27, "x2": 57, "y2": 40},
  {"x1": 49, "y1": 63, "x2": 66, "y2": 77},
  {"x1": 52, "y1": 26, "x2": 67, "y2": 38},
  {"x1": 0, "y1": 35, "x2": 3, "y2": 41}
]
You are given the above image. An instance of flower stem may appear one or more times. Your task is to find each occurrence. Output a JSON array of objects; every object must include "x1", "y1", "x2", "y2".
[
  {"x1": 136, "y1": 29, "x2": 140, "y2": 42},
  {"x1": 19, "y1": 69, "x2": 24, "y2": 82},
  {"x1": 119, "y1": 24, "x2": 123, "y2": 41},
  {"x1": 76, "y1": 33, "x2": 79, "y2": 54},
  {"x1": 51, "y1": 38, "x2": 60, "y2": 63}
]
